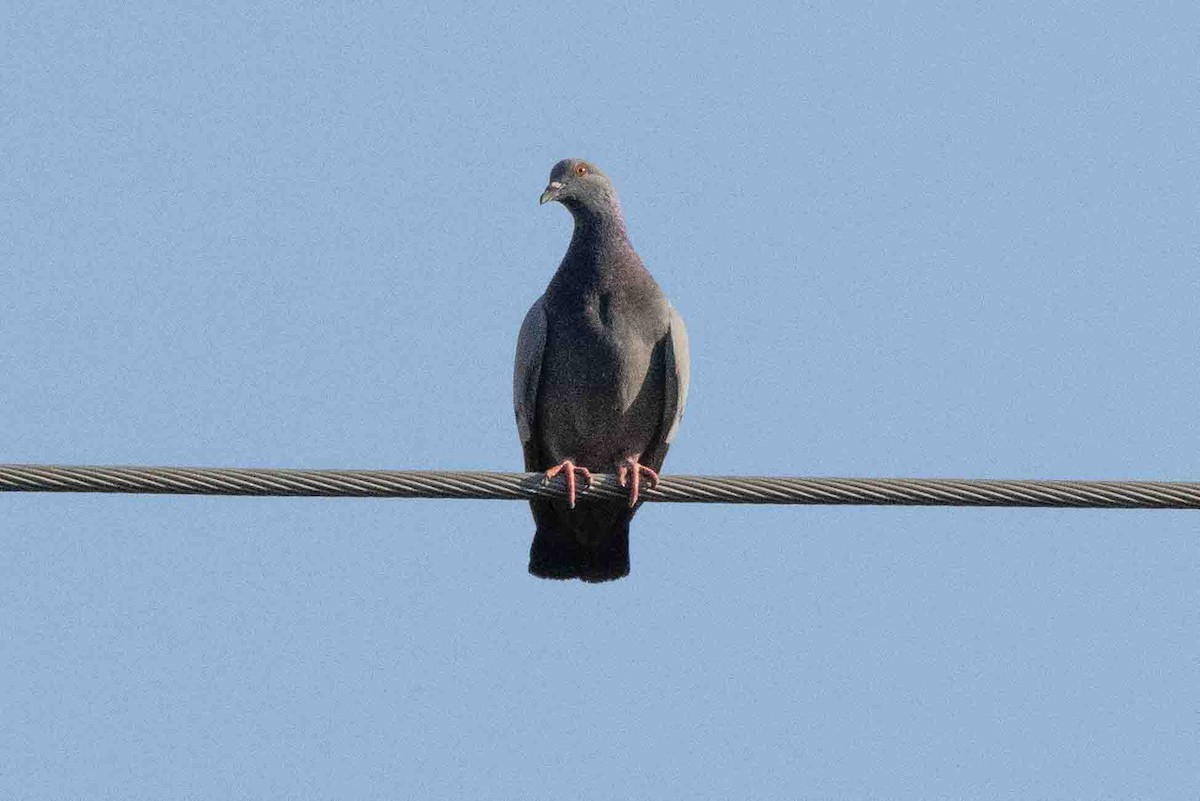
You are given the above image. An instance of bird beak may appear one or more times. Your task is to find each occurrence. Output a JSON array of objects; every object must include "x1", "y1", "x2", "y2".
[{"x1": 539, "y1": 181, "x2": 564, "y2": 205}]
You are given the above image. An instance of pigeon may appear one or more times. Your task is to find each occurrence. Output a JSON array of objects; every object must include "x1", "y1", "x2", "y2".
[{"x1": 513, "y1": 159, "x2": 689, "y2": 582}]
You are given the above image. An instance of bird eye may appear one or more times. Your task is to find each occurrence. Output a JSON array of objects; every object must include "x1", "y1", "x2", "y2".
[{"x1": 574, "y1": 164, "x2": 588, "y2": 177}]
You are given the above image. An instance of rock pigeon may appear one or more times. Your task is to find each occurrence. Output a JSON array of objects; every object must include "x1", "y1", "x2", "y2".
[{"x1": 514, "y1": 159, "x2": 689, "y2": 582}]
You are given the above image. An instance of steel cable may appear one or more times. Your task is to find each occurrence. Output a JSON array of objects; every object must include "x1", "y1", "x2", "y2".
[{"x1": 2, "y1": 464, "x2": 1199, "y2": 509}]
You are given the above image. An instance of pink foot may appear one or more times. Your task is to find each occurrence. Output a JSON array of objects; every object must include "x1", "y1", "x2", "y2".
[
  {"x1": 543, "y1": 460, "x2": 594, "y2": 508},
  {"x1": 616, "y1": 459, "x2": 659, "y2": 507}
]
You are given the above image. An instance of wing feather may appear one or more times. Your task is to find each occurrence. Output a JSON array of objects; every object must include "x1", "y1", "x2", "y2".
[
  {"x1": 513, "y1": 296, "x2": 547, "y2": 444},
  {"x1": 662, "y1": 305, "x2": 690, "y2": 444}
]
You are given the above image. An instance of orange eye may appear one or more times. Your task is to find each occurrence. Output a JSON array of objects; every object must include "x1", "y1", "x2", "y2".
[{"x1": 574, "y1": 163, "x2": 588, "y2": 177}]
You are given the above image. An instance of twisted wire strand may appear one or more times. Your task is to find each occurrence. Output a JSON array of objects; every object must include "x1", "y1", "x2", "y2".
[{"x1": 1, "y1": 464, "x2": 1199, "y2": 509}]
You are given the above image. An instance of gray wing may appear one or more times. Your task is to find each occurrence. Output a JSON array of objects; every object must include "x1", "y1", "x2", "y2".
[
  {"x1": 661, "y1": 304, "x2": 690, "y2": 444},
  {"x1": 513, "y1": 295, "x2": 547, "y2": 444}
]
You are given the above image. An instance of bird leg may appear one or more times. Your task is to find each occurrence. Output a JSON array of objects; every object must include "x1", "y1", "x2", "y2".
[
  {"x1": 616, "y1": 457, "x2": 659, "y2": 508},
  {"x1": 543, "y1": 460, "x2": 594, "y2": 509}
]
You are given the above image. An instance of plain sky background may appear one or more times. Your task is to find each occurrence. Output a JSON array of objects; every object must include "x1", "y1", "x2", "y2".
[{"x1": 2, "y1": 2, "x2": 1198, "y2": 798}]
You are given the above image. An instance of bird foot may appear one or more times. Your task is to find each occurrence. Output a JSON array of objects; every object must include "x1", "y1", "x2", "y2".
[
  {"x1": 616, "y1": 460, "x2": 659, "y2": 507},
  {"x1": 543, "y1": 460, "x2": 594, "y2": 509}
]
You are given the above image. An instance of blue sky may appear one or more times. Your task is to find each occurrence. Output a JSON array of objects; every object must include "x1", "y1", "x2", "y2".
[{"x1": 3, "y1": 2, "x2": 1198, "y2": 798}]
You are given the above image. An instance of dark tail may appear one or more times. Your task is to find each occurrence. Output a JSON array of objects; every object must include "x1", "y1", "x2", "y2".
[{"x1": 528, "y1": 500, "x2": 632, "y2": 583}]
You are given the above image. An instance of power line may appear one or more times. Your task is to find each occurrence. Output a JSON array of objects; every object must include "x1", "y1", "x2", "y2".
[{"x1": 1, "y1": 463, "x2": 1199, "y2": 509}]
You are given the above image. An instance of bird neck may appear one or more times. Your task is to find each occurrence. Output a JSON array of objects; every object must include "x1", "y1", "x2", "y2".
[
  {"x1": 561, "y1": 211, "x2": 638, "y2": 283},
  {"x1": 564, "y1": 189, "x2": 628, "y2": 243},
  {"x1": 567, "y1": 195, "x2": 632, "y2": 253}
]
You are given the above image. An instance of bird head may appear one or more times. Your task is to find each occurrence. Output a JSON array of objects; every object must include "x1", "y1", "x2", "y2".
[{"x1": 539, "y1": 159, "x2": 614, "y2": 212}]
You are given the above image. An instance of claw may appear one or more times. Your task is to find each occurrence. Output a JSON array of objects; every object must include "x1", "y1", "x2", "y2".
[
  {"x1": 616, "y1": 460, "x2": 659, "y2": 507},
  {"x1": 543, "y1": 460, "x2": 594, "y2": 508}
]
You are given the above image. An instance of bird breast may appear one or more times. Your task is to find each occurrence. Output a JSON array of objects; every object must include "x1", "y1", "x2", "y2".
[{"x1": 536, "y1": 299, "x2": 667, "y2": 466}]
